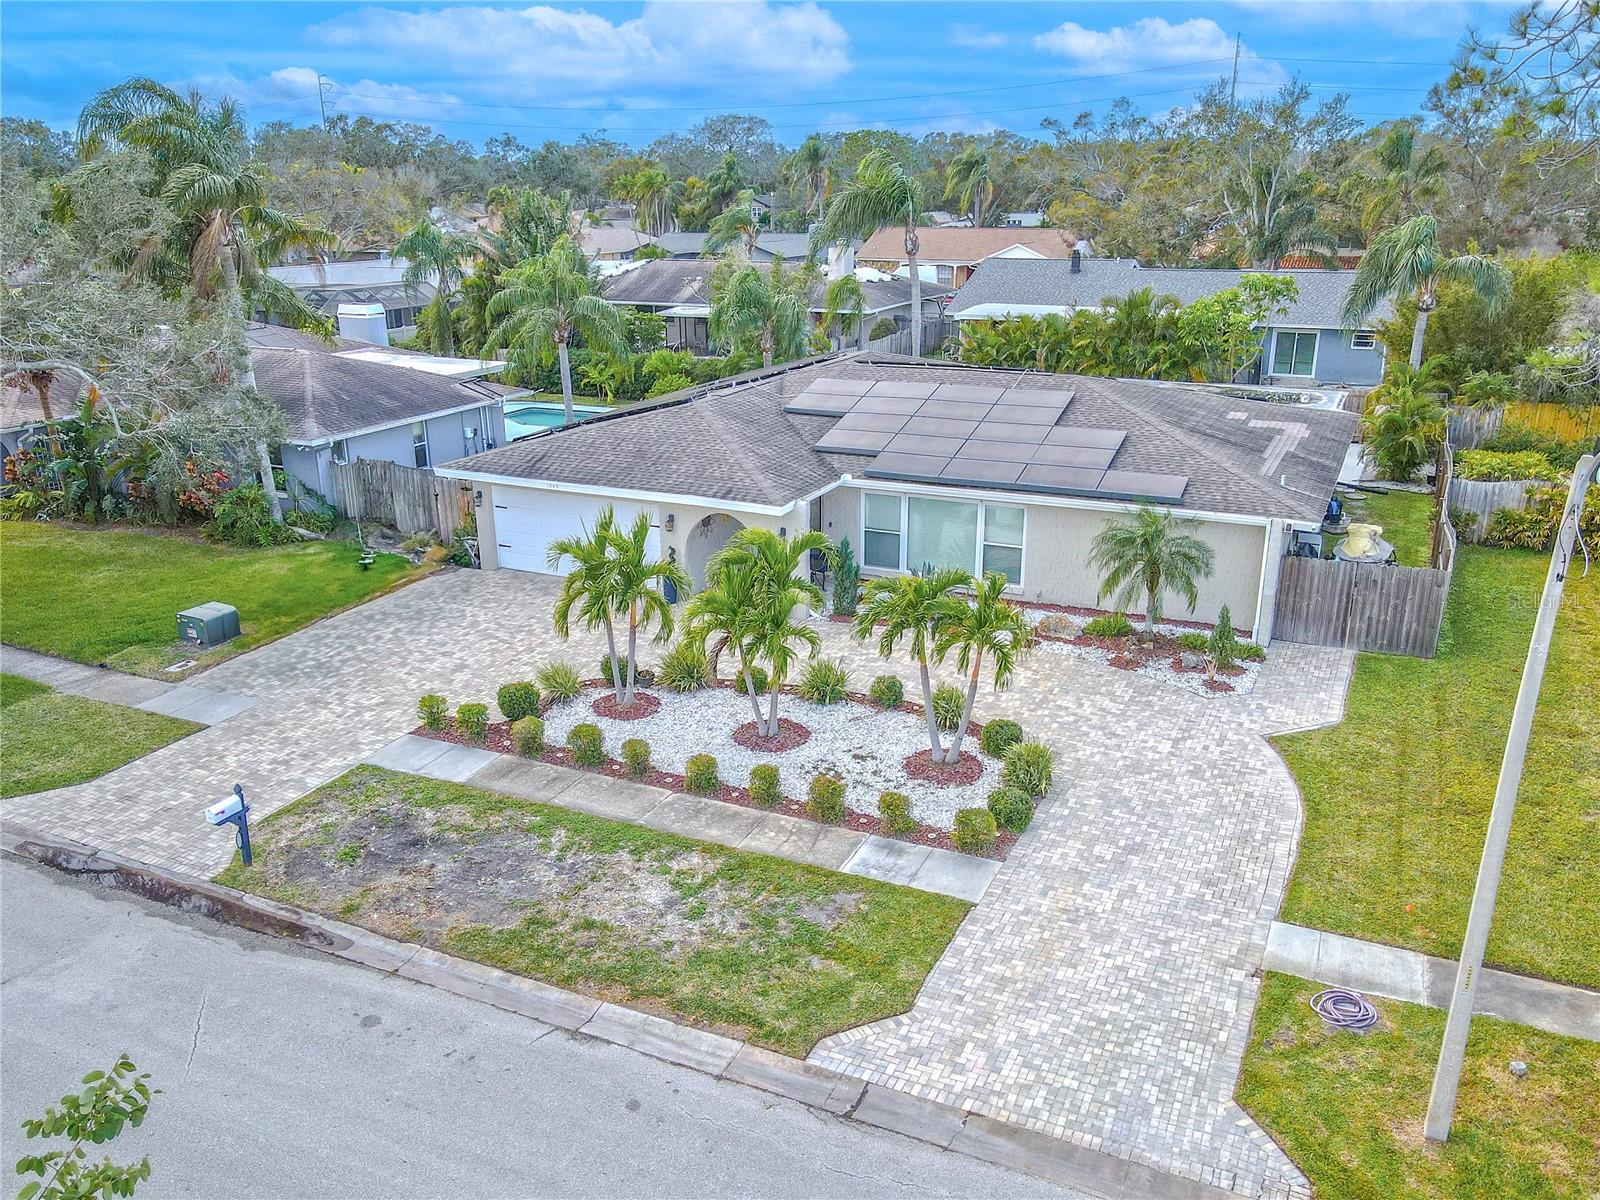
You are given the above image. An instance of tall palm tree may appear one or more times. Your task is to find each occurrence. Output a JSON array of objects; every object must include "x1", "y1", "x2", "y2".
[
  {"x1": 704, "y1": 152, "x2": 743, "y2": 213},
  {"x1": 945, "y1": 145, "x2": 995, "y2": 228},
  {"x1": 486, "y1": 234, "x2": 627, "y2": 426},
  {"x1": 704, "y1": 190, "x2": 761, "y2": 257},
  {"x1": 1361, "y1": 122, "x2": 1448, "y2": 237},
  {"x1": 1343, "y1": 214, "x2": 1511, "y2": 369},
  {"x1": 625, "y1": 165, "x2": 677, "y2": 236},
  {"x1": 783, "y1": 135, "x2": 830, "y2": 220},
  {"x1": 812, "y1": 149, "x2": 927, "y2": 355},
  {"x1": 1360, "y1": 357, "x2": 1448, "y2": 482},
  {"x1": 852, "y1": 567, "x2": 971, "y2": 760},
  {"x1": 932, "y1": 572, "x2": 1031, "y2": 763},
  {"x1": 1234, "y1": 164, "x2": 1337, "y2": 270},
  {"x1": 548, "y1": 507, "x2": 628, "y2": 700},
  {"x1": 817, "y1": 273, "x2": 866, "y2": 349},
  {"x1": 1089, "y1": 507, "x2": 1216, "y2": 637},
  {"x1": 605, "y1": 509, "x2": 690, "y2": 705},
  {"x1": 708, "y1": 261, "x2": 809, "y2": 367},
  {"x1": 393, "y1": 218, "x2": 477, "y2": 355},
  {"x1": 75, "y1": 76, "x2": 330, "y2": 523}
]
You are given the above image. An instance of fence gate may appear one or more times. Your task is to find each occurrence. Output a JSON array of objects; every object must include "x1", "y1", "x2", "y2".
[
  {"x1": 329, "y1": 459, "x2": 473, "y2": 544},
  {"x1": 1272, "y1": 557, "x2": 1452, "y2": 658}
]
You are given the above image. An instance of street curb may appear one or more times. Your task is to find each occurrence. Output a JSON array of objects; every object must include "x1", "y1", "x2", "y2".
[{"x1": 2, "y1": 824, "x2": 1249, "y2": 1200}]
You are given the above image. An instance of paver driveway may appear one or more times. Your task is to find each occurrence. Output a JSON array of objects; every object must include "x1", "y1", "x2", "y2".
[{"x1": 2, "y1": 567, "x2": 1352, "y2": 1197}]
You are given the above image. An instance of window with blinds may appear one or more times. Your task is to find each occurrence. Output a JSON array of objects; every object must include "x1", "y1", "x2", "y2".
[{"x1": 906, "y1": 496, "x2": 978, "y2": 575}]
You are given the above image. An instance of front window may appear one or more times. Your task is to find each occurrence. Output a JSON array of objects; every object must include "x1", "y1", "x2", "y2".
[
  {"x1": 935, "y1": 264, "x2": 955, "y2": 286},
  {"x1": 1271, "y1": 330, "x2": 1317, "y2": 376},
  {"x1": 411, "y1": 422, "x2": 430, "y2": 468},
  {"x1": 981, "y1": 504, "x2": 1025, "y2": 584},
  {"x1": 331, "y1": 439, "x2": 349, "y2": 466},
  {"x1": 907, "y1": 495, "x2": 978, "y2": 575},
  {"x1": 1350, "y1": 329, "x2": 1377, "y2": 350},
  {"x1": 862, "y1": 492, "x2": 902, "y2": 569}
]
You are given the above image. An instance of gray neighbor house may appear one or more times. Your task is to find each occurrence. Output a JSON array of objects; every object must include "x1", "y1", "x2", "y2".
[{"x1": 947, "y1": 256, "x2": 1389, "y2": 387}]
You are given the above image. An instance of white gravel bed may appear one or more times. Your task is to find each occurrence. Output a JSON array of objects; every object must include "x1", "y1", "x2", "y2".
[
  {"x1": 1023, "y1": 609, "x2": 1264, "y2": 697},
  {"x1": 538, "y1": 685, "x2": 1001, "y2": 830}
]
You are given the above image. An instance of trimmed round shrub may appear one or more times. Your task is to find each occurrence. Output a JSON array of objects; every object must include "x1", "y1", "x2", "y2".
[
  {"x1": 931, "y1": 684, "x2": 966, "y2": 732},
  {"x1": 455, "y1": 703, "x2": 489, "y2": 743},
  {"x1": 536, "y1": 661, "x2": 581, "y2": 702},
  {"x1": 497, "y1": 681, "x2": 540, "y2": 722},
  {"x1": 978, "y1": 718, "x2": 1022, "y2": 758},
  {"x1": 807, "y1": 774, "x2": 846, "y2": 823},
  {"x1": 877, "y1": 790, "x2": 915, "y2": 835},
  {"x1": 418, "y1": 693, "x2": 448, "y2": 731},
  {"x1": 739, "y1": 664, "x2": 770, "y2": 694},
  {"x1": 510, "y1": 716, "x2": 544, "y2": 757},
  {"x1": 1176, "y1": 632, "x2": 1209, "y2": 652},
  {"x1": 568, "y1": 722, "x2": 604, "y2": 767},
  {"x1": 1239, "y1": 642, "x2": 1267, "y2": 663},
  {"x1": 685, "y1": 753, "x2": 720, "y2": 795},
  {"x1": 868, "y1": 675, "x2": 904, "y2": 708},
  {"x1": 600, "y1": 654, "x2": 654, "y2": 688},
  {"x1": 621, "y1": 738, "x2": 651, "y2": 779},
  {"x1": 656, "y1": 640, "x2": 711, "y2": 692},
  {"x1": 952, "y1": 807, "x2": 998, "y2": 854},
  {"x1": 986, "y1": 786, "x2": 1034, "y2": 832},
  {"x1": 797, "y1": 658, "x2": 850, "y2": 705},
  {"x1": 1001, "y1": 741, "x2": 1054, "y2": 798},
  {"x1": 748, "y1": 763, "x2": 781, "y2": 807},
  {"x1": 1083, "y1": 613, "x2": 1135, "y2": 638}
]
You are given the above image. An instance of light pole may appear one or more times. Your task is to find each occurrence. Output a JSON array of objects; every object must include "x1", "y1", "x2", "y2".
[{"x1": 1424, "y1": 444, "x2": 1599, "y2": 1142}]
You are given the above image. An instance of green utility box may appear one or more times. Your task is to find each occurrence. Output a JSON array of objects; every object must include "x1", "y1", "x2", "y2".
[{"x1": 177, "y1": 602, "x2": 241, "y2": 648}]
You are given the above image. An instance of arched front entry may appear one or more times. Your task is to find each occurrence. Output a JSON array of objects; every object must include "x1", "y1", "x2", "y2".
[{"x1": 684, "y1": 512, "x2": 745, "y2": 592}]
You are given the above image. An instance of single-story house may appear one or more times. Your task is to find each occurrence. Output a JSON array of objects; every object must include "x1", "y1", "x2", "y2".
[
  {"x1": 947, "y1": 256, "x2": 1389, "y2": 387},
  {"x1": 857, "y1": 225, "x2": 1083, "y2": 289},
  {"x1": 651, "y1": 231, "x2": 812, "y2": 262},
  {"x1": 436, "y1": 356, "x2": 1357, "y2": 643},
  {"x1": 577, "y1": 226, "x2": 659, "y2": 261},
  {"x1": 252, "y1": 344, "x2": 516, "y2": 503},
  {"x1": 263, "y1": 256, "x2": 434, "y2": 341},
  {"x1": 598, "y1": 259, "x2": 951, "y2": 355}
]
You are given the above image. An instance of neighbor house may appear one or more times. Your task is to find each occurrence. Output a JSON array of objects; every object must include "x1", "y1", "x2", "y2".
[
  {"x1": 856, "y1": 225, "x2": 1083, "y2": 289},
  {"x1": 650, "y1": 231, "x2": 812, "y2": 262},
  {"x1": 263, "y1": 255, "x2": 434, "y2": 341},
  {"x1": 947, "y1": 256, "x2": 1389, "y2": 387},
  {"x1": 577, "y1": 226, "x2": 659, "y2": 261},
  {"x1": 435, "y1": 356, "x2": 1356, "y2": 643},
  {"x1": 598, "y1": 259, "x2": 951, "y2": 355}
]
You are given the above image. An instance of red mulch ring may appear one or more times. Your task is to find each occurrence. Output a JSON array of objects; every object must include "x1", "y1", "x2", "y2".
[
  {"x1": 1202, "y1": 678, "x2": 1235, "y2": 693},
  {"x1": 1106, "y1": 653, "x2": 1143, "y2": 671},
  {"x1": 592, "y1": 691, "x2": 661, "y2": 721},
  {"x1": 1170, "y1": 656, "x2": 1207, "y2": 675},
  {"x1": 412, "y1": 720, "x2": 514, "y2": 754},
  {"x1": 732, "y1": 718, "x2": 812, "y2": 752},
  {"x1": 901, "y1": 748, "x2": 983, "y2": 786}
]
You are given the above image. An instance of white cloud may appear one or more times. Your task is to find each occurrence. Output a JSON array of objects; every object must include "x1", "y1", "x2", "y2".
[
  {"x1": 949, "y1": 23, "x2": 1009, "y2": 50},
  {"x1": 309, "y1": 2, "x2": 851, "y2": 94},
  {"x1": 182, "y1": 66, "x2": 462, "y2": 119},
  {"x1": 1031, "y1": 16, "x2": 1287, "y2": 93}
]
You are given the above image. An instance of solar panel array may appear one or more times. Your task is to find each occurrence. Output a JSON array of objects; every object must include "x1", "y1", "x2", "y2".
[{"x1": 786, "y1": 377, "x2": 1188, "y2": 504}]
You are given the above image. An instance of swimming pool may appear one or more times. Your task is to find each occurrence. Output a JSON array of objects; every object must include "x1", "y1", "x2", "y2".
[{"x1": 505, "y1": 401, "x2": 610, "y2": 438}]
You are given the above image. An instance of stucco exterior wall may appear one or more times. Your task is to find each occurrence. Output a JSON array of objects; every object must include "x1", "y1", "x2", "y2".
[
  {"x1": 660, "y1": 500, "x2": 791, "y2": 593},
  {"x1": 1261, "y1": 325, "x2": 1385, "y2": 387},
  {"x1": 280, "y1": 443, "x2": 332, "y2": 503}
]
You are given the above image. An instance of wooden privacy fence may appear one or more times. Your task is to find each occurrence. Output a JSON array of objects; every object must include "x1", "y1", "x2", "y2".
[
  {"x1": 1446, "y1": 476, "x2": 1547, "y2": 542},
  {"x1": 329, "y1": 459, "x2": 472, "y2": 544},
  {"x1": 1445, "y1": 405, "x2": 1504, "y2": 449}
]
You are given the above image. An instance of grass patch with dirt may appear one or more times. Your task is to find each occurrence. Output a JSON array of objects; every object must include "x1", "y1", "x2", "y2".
[
  {"x1": 1238, "y1": 973, "x2": 1599, "y2": 1200},
  {"x1": 216, "y1": 765, "x2": 969, "y2": 1056},
  {"x1": 1276, "y1": 543, "x2": 1599, "y2": 988},
  {"x1": 0, "y1": 672, "x2": 200, "y2": 797},
  {"x1": 0, "y1": 524, "x2": 427, "y2": 676},
  {"x1": 1343, "y1": 487, "x2": 1436, "y2": 566}
]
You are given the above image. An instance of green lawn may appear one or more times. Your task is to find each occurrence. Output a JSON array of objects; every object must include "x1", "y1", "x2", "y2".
[
  {"x1": 1238, "y1": 973, "x2": 1599, "y2": 1200},
  {"x1": 217, "y1": 766, "x2": 970, "y2": 1056},
  {"x1": 1276, "y1": 544, "x2": 1600, "y2": 987},
  {"x1": 0, "y1": 672, "x2": 200, "y2": 797},
  {"x1": 1344, "y1": 487, "x2": 1436, "y2": 566},
  {"x1": 0, "y1": 524, "x2": 426, "y2": 676}
]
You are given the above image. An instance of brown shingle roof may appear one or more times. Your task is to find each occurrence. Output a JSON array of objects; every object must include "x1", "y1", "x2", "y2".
[{"x1": 857, "y1": 226, "x2": 1082, "y2": 265}]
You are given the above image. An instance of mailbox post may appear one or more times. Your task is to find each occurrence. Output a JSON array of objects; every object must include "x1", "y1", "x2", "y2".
[{"x1": 206, "y1": 784, "x2": 252, "y2": 866}]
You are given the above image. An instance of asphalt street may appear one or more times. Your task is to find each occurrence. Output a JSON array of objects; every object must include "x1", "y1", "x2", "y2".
[{"x1": 0, "y1": 858, "x2": 1079, "y2": 1200}]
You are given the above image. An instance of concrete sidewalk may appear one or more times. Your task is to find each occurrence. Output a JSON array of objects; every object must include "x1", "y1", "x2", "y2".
[
  {"x1": 1265, "y1": 922, "x2": 1600, "y2": 1041},
  {"x1": 1, "y1": 645, "x2": 258, "y2": 727},
  {"x1": 366, "y1": 735, "x2": 1002, "y2": 903}
]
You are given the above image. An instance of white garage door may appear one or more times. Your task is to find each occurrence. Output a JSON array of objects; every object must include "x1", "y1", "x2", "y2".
[{"x1": 492, "y1": 488, "x2": 658, "y2": 575}]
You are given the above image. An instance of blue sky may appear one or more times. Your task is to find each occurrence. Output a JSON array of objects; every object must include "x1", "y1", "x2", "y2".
[{"x1": 2, "y1": 1, "x2": 1517, "y2": 146}]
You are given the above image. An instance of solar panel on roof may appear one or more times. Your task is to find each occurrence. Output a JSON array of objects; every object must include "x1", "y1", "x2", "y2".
[
  {"x1": 852, "y1": 394, "x2": 927, "y2": 416},
  {"x1": 955, "y1": 439, "x2": 1036, "y2": 463},
  {"x1": 931, "y1": 384, "x2": 1006, "y2": 402},
  {"x1": 864, "y1": 380, "x2": 939, "y2": 399},
  {"x1": 998, "y1": 388, "x2": 1074, "y2": 409},
  {"x1": 806, "y1": 377, "x2": 874, "y2": 395},
  {"x1": 814, "y1": 429, "x2": 897, "y2": 455},
  {"x1": 1017, "y1": 465, "x2": 1108, "y2": 493},
  {"x1": 987, "y1": 404, "x2": 1063, "y2": 426},
  {"x1": 1043, "y1": 426, "x2": 1126, "y2": 450},
  {"x1": 1096, "y1": 470, "x2": 1188, "y2": 502},
  {"x1": 836, "y1": 410, "x2": 912, "y2": 433},
  {"x1": 979, "y1": 422, "x2": 1051, "y2": 444},
  {"x1": 1029, "y1": 443, "x2": 1118, "y2": 469},
  {"x1": 784, "y1": 394, "x2": 857, "y2": 416},
  {"x1": 901, "y1": 416, "x2": 981, "y2": 439},
  {"x1": 938, "y1": 459, "x2": 1026, "y2": 486},
  {"x1": 915, "y1": 399, "x2": 994, "y2": 421},
  {"x1": 885, "y1": 433, "x2": 968, "y2": 457},
  {"x1": 864, "y1": 452, "x2": 955, "y2": 480}
]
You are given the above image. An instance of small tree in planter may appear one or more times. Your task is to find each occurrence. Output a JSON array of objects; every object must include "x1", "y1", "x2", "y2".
[
  {"x1": 853, "y1": 566, "x2": 972, "y2": 763},
  {"x1": 931, "y1": 571, "x2": 1032, "y2": 764},
  {"x1": 1089, "y1": 506, "x2": 1215, "y2": 640},
  {"x1": 1207, "y1": 606, "x2": 1241, "y2": 681},
  {"x1": 832, "y1": 536, "x2": 860, "y2": 617}
]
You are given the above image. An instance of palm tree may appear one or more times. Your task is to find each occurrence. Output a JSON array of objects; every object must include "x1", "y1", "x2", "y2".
[
  {"x1": 1360, "y1": 358, "x2": 1447, "y2": 482},
  {"x1": 1235, "y1": 164, "x2": 1337, "y2": 270},
  {"x1": 708, "y1": 261, "x2": 809, "y2": 367},
  {"x1": 945, "y1": 145, "x2": 995, "y2": 228},
  {"x1": 393, "y1": 218, "x2": 478, "y2": 355},
  {"x1": 783, "y1": 135, "x2": 830, "y2": 220},
  {"x1": 1089, "y1": 507, "x2": 1216, "y2": 637},
  {"x1": 683, "y1": 561, "x2": 769, "y2": 730},
  {"x1": 812, "y1": 149, "x2": 927, "y2": 355},
  {"x1": 486, "y1": 235, "x2": 627, "y2": 426},
  {"x1": 1343, "y1": 214, "x2": 1511, "y2": 369},
  {"x1": 852, "y1": 567, "x2": 972, "y2": 761},
  {"x1": 75, "y1": 77, "x2": 331, "y2": 523},
  {"x1": 932, "y1": 572, "x2": 1031, "y2": 763},
  {"x1": 817, "y1": 273, "x2": 866, "y2": 350},
  {"x1": 704, "y1": 190, "x2": 761, "y2": 257},
  {"x1": 625, "y1": 165, "x2": 677, "y2": 236},
  {"x1": 1361, "y1": 122, "x2": 1447, "y2": 237},
  {"x1": 605, "y1": 509, "x2": 690, "y2": 705},
  {"x1": 548, "y1": 507, "x2": 628, "y2": 700},
  {"x1": 704, "y1": 152, "x2": 743, "y2": 213}
]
